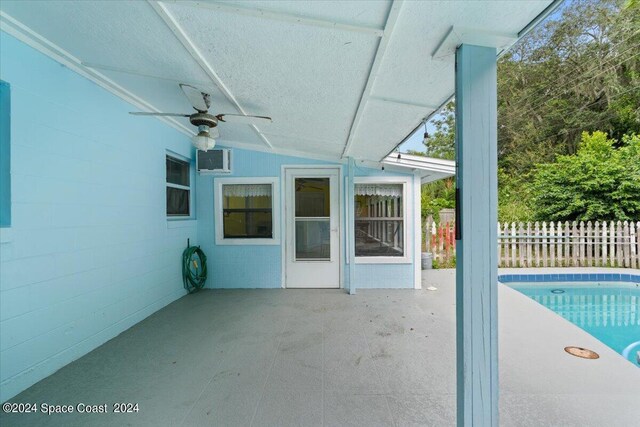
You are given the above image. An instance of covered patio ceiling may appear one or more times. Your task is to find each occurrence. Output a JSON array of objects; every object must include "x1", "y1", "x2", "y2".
[{"x1": 0, "y1": 0, "x2": 555, "y2": 163}]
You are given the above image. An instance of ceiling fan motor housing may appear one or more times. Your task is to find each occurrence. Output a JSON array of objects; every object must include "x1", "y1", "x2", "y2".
[{"x1": 189, "y1": 112, "x2": 218, "y2": 128}]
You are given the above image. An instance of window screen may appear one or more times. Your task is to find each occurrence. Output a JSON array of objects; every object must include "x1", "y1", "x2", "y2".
[
  {"x1": 354, "y1": 184, "x2": 404, "y2": 257},
  {"x1": 222, "y1": 184, "x2": 273, "y2": 238},
  {"x1": 166, "y1": 155, "x2": 191, "y2": 217}
]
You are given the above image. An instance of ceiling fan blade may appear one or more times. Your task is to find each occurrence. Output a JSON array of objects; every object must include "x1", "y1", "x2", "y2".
[
  {"x1": 180, "y1": 83, "x2": 211, "y2": 112},
  {"x1": 129, "y1": 112, "x2": 191, "y2": 117},
  {"x1": 217, "y1": 114, "x2": 272, "y2": 125}
]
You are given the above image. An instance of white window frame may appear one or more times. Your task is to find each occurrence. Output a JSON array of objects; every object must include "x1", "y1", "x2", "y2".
[
  {"x1": 353, "y1": 176, "x2": 412, "y2": 264},
  {"x1": 215, "y1": 177, "x2": 280, "y2": 245},
  {"x1": 166, "y1": 152, "x2": 194, "y2": 220}
]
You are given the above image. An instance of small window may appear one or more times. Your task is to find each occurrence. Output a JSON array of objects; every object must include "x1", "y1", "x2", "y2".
[
  {"x1": 222, "y1": 184, "x2": 273, "y2": 238},
  {"x1": 355, "y1": 183, "x2": 405, "y2": 258},
  {"x1": 166, "y1": 155, "x2": 191, "y2": 217},
  {"x1": 215, "y1": 178, "x2": 280, "y2": 245}
]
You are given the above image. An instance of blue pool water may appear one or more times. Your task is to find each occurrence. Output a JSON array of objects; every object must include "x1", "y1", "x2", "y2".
[{"x1": 506, "y1": 281, "x2": 640, "y2": 367}]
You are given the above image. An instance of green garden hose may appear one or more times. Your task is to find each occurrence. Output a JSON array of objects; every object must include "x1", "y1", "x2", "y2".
[{"x1": 182, "y1": 245, "x2": 207, "y2": 293}]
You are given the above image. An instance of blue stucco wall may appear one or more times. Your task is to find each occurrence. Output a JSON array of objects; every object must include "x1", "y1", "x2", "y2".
[
  {"x1": 196, "y1": 147, "x2": 339, "y2": 288},
  {"x1": 196, "y1": 149, "x2": 416, "y2": 289},
  {"x1": 0, "y1": 81, "x2": 10, "y2": 227},
  {"x1": 0, "y1": 29, "x2": 418, "y2": 402},
  {"x1": 0, "y1": 33, "x2": 197, "y2": 401}
]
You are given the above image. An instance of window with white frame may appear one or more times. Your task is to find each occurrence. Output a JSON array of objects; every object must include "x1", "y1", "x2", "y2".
[
  {"x1": 166, "y1": 155, "x2": 191, "y2": 217},
  {"x1": 215, "y1": 178, "x2": 279, "y2": 244},
  {"x1": 354, "y1": 181, "x2": 406, "y2": 259}
]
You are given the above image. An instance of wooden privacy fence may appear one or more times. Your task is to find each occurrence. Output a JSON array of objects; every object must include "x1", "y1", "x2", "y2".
[{"x1": 426, "y1": 220, "x2": 640, "y2": 268}]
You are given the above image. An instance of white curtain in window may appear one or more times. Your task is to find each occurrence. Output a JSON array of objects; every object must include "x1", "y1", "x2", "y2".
[
  {"x1": 223, "y1": 184, "x2": 272, "y2": 198},
  {"x1": 355, "y1": 184, "x2": 402, "y2": 198}
]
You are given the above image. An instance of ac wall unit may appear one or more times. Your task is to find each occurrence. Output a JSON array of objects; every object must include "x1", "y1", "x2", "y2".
[{"x1": 197, "y1": 148, "x2": 231, "y2": 174}]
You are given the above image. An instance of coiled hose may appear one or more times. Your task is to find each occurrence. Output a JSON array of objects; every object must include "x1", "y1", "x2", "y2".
[{"x1": 182, "y1": 245, "x2": 207, "y2": 293}]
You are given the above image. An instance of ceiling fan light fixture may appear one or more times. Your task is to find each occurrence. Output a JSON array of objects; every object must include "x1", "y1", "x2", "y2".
[{"x1": 192, "y1": 127, "x2": 215, "y2": 151}]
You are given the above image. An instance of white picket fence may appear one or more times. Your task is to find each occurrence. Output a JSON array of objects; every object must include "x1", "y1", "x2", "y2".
[
  {"x1": 498, "y1": 221, "x2": 639, "y2": 268},
  {"x1": 426, "y1": 220, "x2": 640, "y2": 268}
]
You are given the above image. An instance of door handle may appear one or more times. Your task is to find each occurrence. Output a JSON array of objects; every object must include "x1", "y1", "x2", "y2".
[{"x1": 331, "y1": 228, "x2": 338, "y2": 233}]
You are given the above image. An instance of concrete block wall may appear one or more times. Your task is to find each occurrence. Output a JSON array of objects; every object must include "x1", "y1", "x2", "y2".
[
  {"x1": 0, "y1": 33, "x2": 197, "y2": 401},
  {"x1": 196, "y1": 148, "x2": 417, "y2": 289},
  {"x1": 196, "y1": 146, "x2": 331, "y2": 288}
]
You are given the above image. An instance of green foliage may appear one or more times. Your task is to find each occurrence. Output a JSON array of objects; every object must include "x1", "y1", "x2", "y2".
[
  {"x1": 531, "y1": 131, "x2": 640, "y2": 221},
  {"x1": 498, "y1": 0, "x2": 640, "y2": 175},
  {"x1": 421, "y1": 178, "x2": 455, "y2": 221},
  {"x1": 498, "y1": 168, "x2": 535, "y2": 222},
  {"x1": 416, "y1": 0, "x2": 640, "y2": 223},
  {"x1": 422, "y1": 101, "x2": 456, "y2": 160},
  {"x1": 432, "y1": 255, "x2": 456, "y2": 269}
]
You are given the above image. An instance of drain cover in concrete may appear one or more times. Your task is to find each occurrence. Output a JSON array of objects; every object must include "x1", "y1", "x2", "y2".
[{"x1": 564, "y1": 346, "x2": 599, "y2": 359}]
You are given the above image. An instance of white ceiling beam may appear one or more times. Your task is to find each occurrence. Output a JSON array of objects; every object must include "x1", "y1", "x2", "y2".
[
  {"x1": 341, "y1": 0, "x2": 403, "y2": 158},
  {"x1": 165, "y1": 0, "x2": 385, "y2": 37},
  {"x1": 81, "y1": 61, "x2": 213, "y2": 89},
  {"x1": 369, "y1": 96, "x2": 439, "y2": 111},
  {"x1": 148, "y1": 0, "x2": 273, "y2": 149},
  {"x1": 0, "y1": 11, "x2": 194, "y2": 137},
  {"x1": 431, "y1": 26, "x2": 517, "y2": 61}
]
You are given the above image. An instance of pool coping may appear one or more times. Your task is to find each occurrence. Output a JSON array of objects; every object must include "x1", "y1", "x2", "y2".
[{"x1": 498, "y1": 267, "x2": 640, "y2": 283}]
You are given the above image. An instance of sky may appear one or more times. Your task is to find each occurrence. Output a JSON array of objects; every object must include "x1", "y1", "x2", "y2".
[{"x1": 397, "y1": 115, "x2": 440, "y2": 154}]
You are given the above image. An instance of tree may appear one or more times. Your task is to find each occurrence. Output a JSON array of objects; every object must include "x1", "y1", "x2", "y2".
[
  {"x1": 530, "y1": 131, "x2": 640, "y2": 221},
  {"x1": 414, "y1": 0, "x2": 639, "y2": 222},
  {"x1": 422, "y1": 101, "x2": 455, "y2": 160},
  {"x1": 497, "y1": 0, "x2": 640, "y2": 176},
  {"x1": 420, "y1": 178, "x2": 455, "y2": 221}
]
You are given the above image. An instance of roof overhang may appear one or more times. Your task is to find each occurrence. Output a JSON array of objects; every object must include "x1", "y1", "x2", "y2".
[
  {"x1": 382, "y1": 153, "x2": 455, "y2": 183},
  {"x1": 0, "y1": 0, "x2": 560, "y2": 163}
]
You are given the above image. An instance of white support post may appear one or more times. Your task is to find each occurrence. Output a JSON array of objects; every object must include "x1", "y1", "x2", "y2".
[
  {"x1": 348, "y1": 157, "x2": 356, "y2": 295},
  {"x1": 413, "y1": 174, "x2": 422, "y2": 289},
  {"x1": 455, "y1": 44, "x2": 499, "y2": 427}
]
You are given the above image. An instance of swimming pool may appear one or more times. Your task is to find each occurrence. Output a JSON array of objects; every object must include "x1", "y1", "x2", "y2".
[{"x1": 499, "y1": 273, "x2": 640, "y2": 367}]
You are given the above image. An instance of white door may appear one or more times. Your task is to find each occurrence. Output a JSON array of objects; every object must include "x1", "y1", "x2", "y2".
[{"x1": 285, "y1": 168, "x2": 340, "y2": 288}]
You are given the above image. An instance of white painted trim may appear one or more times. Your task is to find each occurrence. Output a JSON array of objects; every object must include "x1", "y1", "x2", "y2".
[
  {"x1": 0, "y1": 11, "x2": 194, "y2": 138},
  {"x1": 383, "y1": 153, "x2": 456, "y2": 175},
  {"x1": 148, "y1": 1, "x2": 274, "y2": 150},
  {"x1": 347, "y1": 158, "x2": 356, "y2": 294},
  {"x1": 413, "y1": 174, "x2": 422, "y2": 289},
  {"x1": 352, "y1": 175, "x2": 412, "y2": 264},
  {"x1": 214, "y1": 176, "x2": 280, "y2": 245},
  {"x1": 341, "y1": 0, "x2": 403, "y2": 158},
  {"x1": 168, "y1": 0, "x2": 385, "y2": 37},
  {"x1": 431, "y1": 26, "x2": 517, "y2": 61},
  {"x1": 281, "y1": 165, "x2": 343, "y2": 289}
]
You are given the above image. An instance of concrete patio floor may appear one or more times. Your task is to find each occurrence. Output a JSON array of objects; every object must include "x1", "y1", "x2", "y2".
[{"x1": 2, "y1": 269, "x2": 639, "y2": 426}]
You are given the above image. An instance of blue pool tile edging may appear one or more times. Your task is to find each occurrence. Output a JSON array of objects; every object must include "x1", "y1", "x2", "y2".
[{"x1": 498, "y1": 273, "x2": 640, "y2": 283}]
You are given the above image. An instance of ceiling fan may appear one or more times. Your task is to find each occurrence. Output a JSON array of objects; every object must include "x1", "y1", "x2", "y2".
[{"x1": 130, "y1": 84, "x2": 272, "y2": 151}]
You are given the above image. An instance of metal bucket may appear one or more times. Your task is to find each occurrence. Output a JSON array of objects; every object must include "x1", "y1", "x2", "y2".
[{"x1": 421, "y1": 252, "x2": 433, "y2": 270}]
